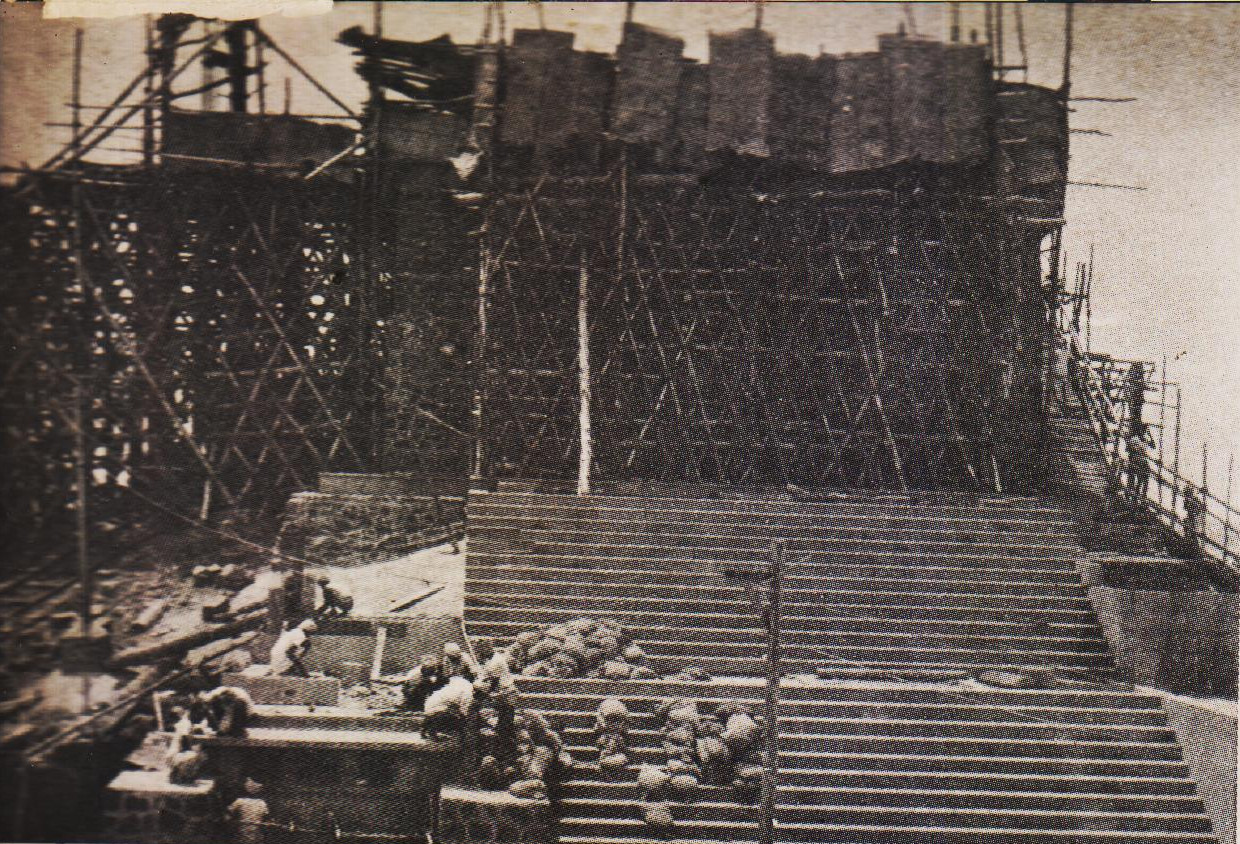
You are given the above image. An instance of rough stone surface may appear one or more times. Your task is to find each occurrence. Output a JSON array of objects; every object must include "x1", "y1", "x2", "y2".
[
  {"x1": 1158, "y1": 692, "x2": 1238, "y2": 844},
  {"x1": 221, "y1": 673, "x2": 342, "y2": 706},
  {"x1": 101, "y1": 771, "x2": 218, "y2": 844},
  {"x1": 278, "y1": 491, "x2": 464, "y2": 568},
  {"x1": 436, "y1": 787, "x2": 554, "y2": 844},
  {"x1": 1087, "y1": 584, "x2": 1239, "y2": 696}
]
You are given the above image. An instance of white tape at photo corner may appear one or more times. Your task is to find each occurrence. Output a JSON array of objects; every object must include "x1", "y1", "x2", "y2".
[{"x1": 43, "y1": 0, "x2": 331, "y2": 21}]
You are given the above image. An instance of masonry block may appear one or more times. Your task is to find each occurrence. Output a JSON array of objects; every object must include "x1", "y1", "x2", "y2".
[
  {"x1": 437, "y1": 787, "x2": 553, "y2": 844},
  {"x1": 221, "y1": 672, "x2": 341, "y2": 705}
]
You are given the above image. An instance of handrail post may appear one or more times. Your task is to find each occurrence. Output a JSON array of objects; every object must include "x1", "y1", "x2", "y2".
[{"x1": 760, "y1": 541, "x2": 784, "y2": 844}]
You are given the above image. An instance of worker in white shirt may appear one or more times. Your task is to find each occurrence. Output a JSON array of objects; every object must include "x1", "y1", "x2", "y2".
[
  {"x1": 269, "y1": 619, "x2": 317, "y2": 676},
  {"x1": 421, "y1": 674, "x2": 475, "y2": 740}
]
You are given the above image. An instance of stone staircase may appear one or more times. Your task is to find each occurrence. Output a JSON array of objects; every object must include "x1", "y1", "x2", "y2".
[{"x1": 464, "y1": 489, "x2": 1220, "y2": 844}]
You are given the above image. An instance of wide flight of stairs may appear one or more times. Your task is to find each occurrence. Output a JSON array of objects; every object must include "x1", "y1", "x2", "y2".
[{"x1": 464, "y1": 489, "x2": 1220, "y2": 844}]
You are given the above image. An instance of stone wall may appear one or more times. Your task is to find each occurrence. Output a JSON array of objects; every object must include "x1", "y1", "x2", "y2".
[
  {"x1": 1158, "y1": 692, "x2": 1238, "y2": 844},
  {"x1": 100, "y1": 771, "x2": 219, "y2": 844},
  {"x1": 278, "y1": 491, "x2": 464, "y2": 567},
  {"x1": 436, "y1": 787, "x2": 553, "y2": 844},
  {"x1": 1086, "y1": 582, "x2": 1238, "y2": 696}
]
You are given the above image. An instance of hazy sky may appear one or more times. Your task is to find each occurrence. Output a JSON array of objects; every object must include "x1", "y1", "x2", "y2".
[{"x1": 2, "y1": 2, "x2": 1238, "y2": 492}]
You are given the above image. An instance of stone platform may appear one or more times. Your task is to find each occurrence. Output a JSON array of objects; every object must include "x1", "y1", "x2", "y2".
[{"x1": 101, "y1": 770, "x2": 218, "y2": 844}]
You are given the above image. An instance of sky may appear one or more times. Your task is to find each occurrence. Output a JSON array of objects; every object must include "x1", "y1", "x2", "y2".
[{"x1": 2, "y1": 1, "x2": 1238, "y2": 495}]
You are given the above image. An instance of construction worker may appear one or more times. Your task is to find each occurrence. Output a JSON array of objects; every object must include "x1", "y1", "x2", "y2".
[
  {"x1": 201, "y1": 685, "x2": 254, "y2": 737},
  {"x1": 315, "y1": 577, "x2": 354, "y2": 620},
  {"x1": 400, "y1": 654, "x2": 448, "y2": 712},
  {"x1": 269, "y1": 619, "x2": 316, "y2": 677},
  {"x1": 442, "y1": 642, "x2": 479, "y2": 680},
  {"x1": 421, "y1": 674, "x2": 475, "y2": 740},
  {"x1": 1125, "y1": 427, "x2": 1154, "y2": 504},
  {"x1": 1182, "y1": 484, "x2": 1205, "y2": 557},
  {"x1": 226, "y1": 778, "x2": 271, "y2": 844}
]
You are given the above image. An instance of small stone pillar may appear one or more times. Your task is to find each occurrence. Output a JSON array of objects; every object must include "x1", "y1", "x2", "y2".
[{"x1": 436, "y1": 787, "x2": 554, "y2": 844}]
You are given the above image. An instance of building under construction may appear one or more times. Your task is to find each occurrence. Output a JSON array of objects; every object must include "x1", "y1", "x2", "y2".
[{"x1": 0, "y1": 6, "x2": 1237, "y2": 844}]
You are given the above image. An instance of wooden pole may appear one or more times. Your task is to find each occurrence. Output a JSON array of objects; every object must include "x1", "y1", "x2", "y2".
[
  {"x1": 142, "y1": 16, "x2": 155, "y2": 165},
  {"x1": 284, "y1": 77, "x2": 292, "y2": 114},
  {"x1": 1224, "y1": 453, "x2": 1233, "y2": 559},
  {"x1": 1172, "y1": 384, "x2": 1182, "y2": 513},
  {"x1": 759, "y1": 540, "x2": 784, "y2": 844},
  {"x1": 71, "y1": 30, "x2": 94, "y2": 677},
  {"x1": 256, "y1": 32, "x2": 266, "y2": 115},
  {"x1": 1158, "y1": 355, "x2": 1167, "y2": 508},
  {"x1": 754, "y1": 0, "x2": 765, "y2": 30},
  {"x1": 949, "y1": 3, "x2": 961, "y2": 43},
  {"x1": 577, "y1": 254, "x2": 593, "y2": 497},
  {"x1": 994, "y1": 3, "x2": 1005, "y2": 81},
  {"x1": 471, "y1": 233, "x2": 491, "y2": 488},
  {"x1": 1061, "y1": 3, "x2": 1075, "y2": 96}
]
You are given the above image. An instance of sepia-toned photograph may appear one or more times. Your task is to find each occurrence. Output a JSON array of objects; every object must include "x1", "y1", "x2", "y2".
[{"x1": 0, "y1": 2, "x2": 1237, "y2": 843}]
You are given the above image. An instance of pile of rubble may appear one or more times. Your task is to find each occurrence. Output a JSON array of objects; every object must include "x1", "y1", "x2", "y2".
[
  {"x1": 477, "y1": 706, "x2": 575, "y2": 802},
  {"x1": 508, "y1": 617, "x2": 710, "y2": 682},
  {"x1": 594, "y1": 696, "x2": 767, "y2": 838}
]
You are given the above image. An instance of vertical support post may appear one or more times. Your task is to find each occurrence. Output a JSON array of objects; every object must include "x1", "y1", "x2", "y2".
[
  {"x1": 1172, "y1": 385, "x2": 1182, "y2": 514},
  {"x1": 1085, "y1": 246, "x2": 1093, "y2": 361},
  {"x1": 225, "y1": 23, "x2": 249, "y2": 113},
  {"x1": 471, "y1": 232, "x2": 491, "y2": 488},
  {"x1": 1158, "y1": 355, "x2": 1167, "y2": 507},
  {"x1": 283, "y1": 77, "x2": 291, "y2": 114},
  {"x1": 949, "y1": 2, "x2": 961, "y2": 42},
  {"x1": 994, "y1": 3, "x2": 1005, "y2": 80},
  {"x1": 142, "y1": 16, "x2": 155, "y2": 165},
  {"x1": 1224, "y1": 453, "x2": 1233, "y2": 562},
  {"x1": 577, "y1": 254, "x2": 592, "y2": 497},
  {"x1": 1061, "y1": 3, "x2": 1075, "y2": 96},
  {"x1": 983, "y1": 4, "x2": 994, "y2": 62},
  {"x1": 1202, "y1": 442, "x2": 1209, "y2": 493},
  {"x1": 760, "y1": 540, "x2": 784, "y2": 844},
  {"x1": 256, "y1": 32, "x2": 266, "y2": 115},
  {"x1": 71, "y1": 28, "x2": 94, "y2": 680}
]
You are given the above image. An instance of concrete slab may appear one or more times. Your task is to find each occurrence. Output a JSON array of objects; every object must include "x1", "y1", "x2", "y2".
[
  {"x1": 221, "y1": 673, "x2": 341, "y2": 706},
  {"x1": 205, "y1": 726, "x2": 456, "y2": 751},
  {"x1": 108, "y1": 770, "x2": 215, "y2": 796}
]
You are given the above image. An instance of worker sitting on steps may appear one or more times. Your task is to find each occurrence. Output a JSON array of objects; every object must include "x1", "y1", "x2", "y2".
[
  {"x1": 269, "y1": 619, "x2": 316, "y2": 677},
  {"x1": 314, "y1": 577, "x2": 353, "y2": 620}
]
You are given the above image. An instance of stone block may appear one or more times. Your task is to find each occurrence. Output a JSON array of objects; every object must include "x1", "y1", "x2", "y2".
[
  {"x1": 337, "y1": 660, "x2": 369, "y2": 687},
  {"x1": 437, "y1": 787, "x2": 553, "y2": 844},
  {"x1": 221, "y1": 672, "x2": 341, "y2": 705}
]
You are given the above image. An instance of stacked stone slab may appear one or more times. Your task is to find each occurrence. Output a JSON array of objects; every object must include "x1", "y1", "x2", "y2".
[{"x1": 464, "y1": 489, "x2": 1221, "y2": 844}]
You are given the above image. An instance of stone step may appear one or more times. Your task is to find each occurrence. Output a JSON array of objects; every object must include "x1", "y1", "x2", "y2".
[
  {"x1": 466, "y1": 571, "x2": 1089, "y2": 600},
  {"x1": 561, "y1": 781, "x2": 1204, "y2": 811},
  {"x1": 518, "y1": 530, "x2": 1081, "y2": 555},
  {"x1": 465, "y1": 603, "x2": 1100, "y2": 633},
  {"x1": 514, "y1": 530, "x2": 1080, "y2": 557},
  {"x1": 471, "y1": 491, "x2": 1070, "y2": 519},
  {"x1": 542, "y1": 710, "x2": 1170, "y2": 743},
  {"x1": 561, "y1": 797, "x2": 1212, "y2": 833},
  {"x1": 475, "y1": 627, "x2": 1109, "y2": 658},
  {"x1": 247, "y1": 706, "x2": 421, "y2": 732},
  {"x1": 470, "y1": 514, "x2": 1079, "y2": 542},
  {"x1": 567, "y1": 743, "x2": 1190, "y2": 777},
  {"x1": 467, "y1": 560, "x2": 1082, "y2": 586},
  {"x1": 201, "y1": 727, "x2": 450, "y2": 751},
  {"x1": 556, "y1": 817, "x2": 1216, "y2": 844},
  {"x1": 470, "y1": 510, "x2": 1078, "y2": 541},
  {"x1": 466, "y1": 615, "x2": 1107, "y2": 644},
  {"x1": 513, "y1": 677, "x2": 1163, "y2": 712},
  {"x1": 465, "y1": 585, "x2": 1094, "y2": 614},
  {"x1": 521, "y1": 693, "x2": 1168, "y2": 728},
  {"x1": 563, "y1": 729, "x2": 1182, "y2": 762}
]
